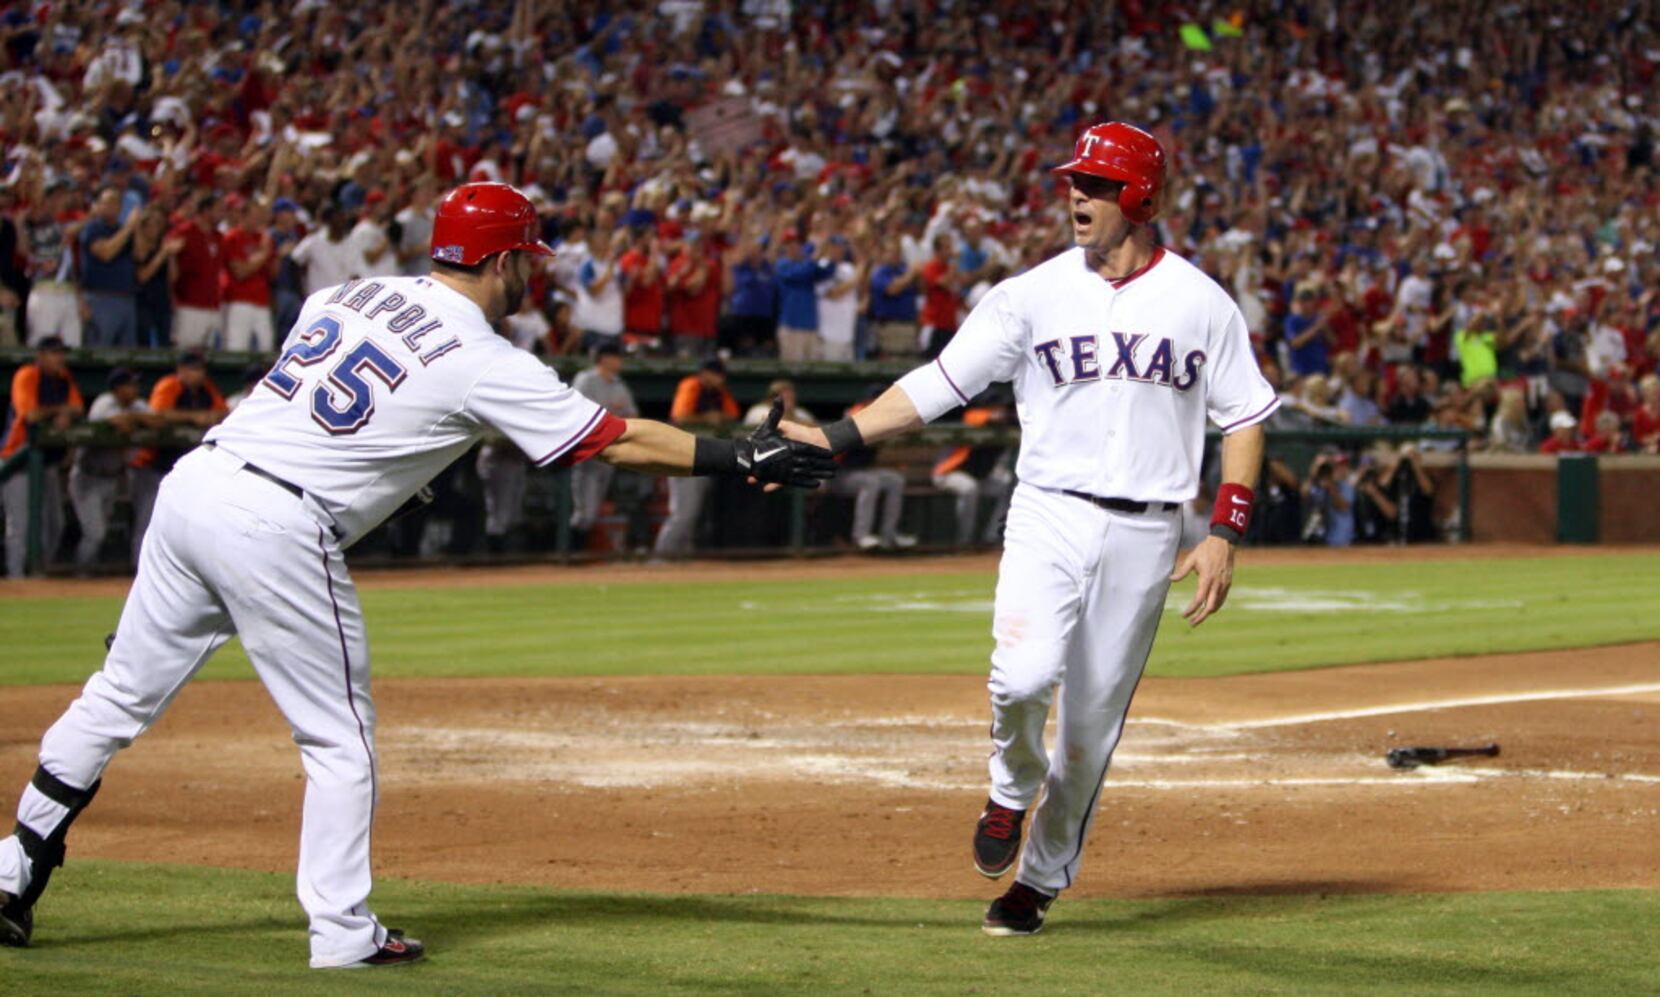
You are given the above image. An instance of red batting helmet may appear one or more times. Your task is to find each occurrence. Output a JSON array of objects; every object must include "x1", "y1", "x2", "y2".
[
  {"x1": 1052, "y1": 122, "x2": 1167, "y2": 225},
  {"x1": 430, "y1": 182, "x2": 555, "y2": 266}
]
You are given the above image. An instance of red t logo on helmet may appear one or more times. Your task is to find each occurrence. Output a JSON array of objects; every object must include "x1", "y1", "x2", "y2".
[{"x1": 1053, "y1": 122, "x2": 1167, "y2": 225}]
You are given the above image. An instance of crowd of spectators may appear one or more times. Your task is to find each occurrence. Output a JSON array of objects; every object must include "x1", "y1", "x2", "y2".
[{"x1": 3, "y1": 0, "x2": 1660, "y2": 570}]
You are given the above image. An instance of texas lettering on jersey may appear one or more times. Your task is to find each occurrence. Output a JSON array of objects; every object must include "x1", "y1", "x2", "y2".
[
  {"x1": 893, "y1": 246, "x2": 1279, "y2": 503},
  {"x1": 1032, "y1": 333, "x2": 1206, "y2": 391}
]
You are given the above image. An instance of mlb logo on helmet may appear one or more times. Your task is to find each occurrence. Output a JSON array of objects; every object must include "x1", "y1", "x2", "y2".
[{"x1": 429, "y1": 182, "x2": 556, "y2": 266}]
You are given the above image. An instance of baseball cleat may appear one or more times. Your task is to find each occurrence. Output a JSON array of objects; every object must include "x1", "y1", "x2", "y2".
[
  {"x1": 338, "y1": 929, "x2": 425, "y2": 968},
  {"x1": 0, "y1": 891, "x2": 31, "y2": 947},
  {"x1": 982, "y1": 882, "x2": 1054, "y2": 937},
  {"x1": 973, "y1": 798, "x2": 1027, "y2": 878}
]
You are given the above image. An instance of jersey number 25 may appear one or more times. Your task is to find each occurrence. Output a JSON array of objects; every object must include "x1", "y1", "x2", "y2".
[{"x1": 263, "y1": 315, "x2": 408, "y2": 435}]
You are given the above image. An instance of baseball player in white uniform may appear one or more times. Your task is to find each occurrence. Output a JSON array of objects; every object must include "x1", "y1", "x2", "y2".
[
  {"x1": 783, "y1": 123, "x2": 1277, "y2": 935},
  {"x1": 0, "y1": 183, "x2": 835, "y2": 966}
]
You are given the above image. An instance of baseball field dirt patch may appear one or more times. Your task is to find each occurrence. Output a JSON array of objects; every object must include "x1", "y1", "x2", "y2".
[{"x1": 2, "y1": 642, "x2": 1655, "y2": 900}]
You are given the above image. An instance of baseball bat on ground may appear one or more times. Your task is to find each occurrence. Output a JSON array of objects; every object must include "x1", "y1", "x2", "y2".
[{"x1": 1385, "y1": 744, "x2": 1501, "y2": 770}]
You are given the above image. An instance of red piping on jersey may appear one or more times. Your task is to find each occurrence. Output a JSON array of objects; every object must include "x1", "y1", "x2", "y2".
[
  {"x1": 936, "y1": 358, "x2": 970, "y2": 404},
  {"x1": 1219, "y1": 396, "x2": 1281, "y2": 433},
  {"x1": 1106, "y1": 245, "x2": 1165, "y2": 289}
]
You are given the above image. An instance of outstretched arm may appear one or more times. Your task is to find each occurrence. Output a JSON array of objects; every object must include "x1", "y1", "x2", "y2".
[
  {"x1": 602, "y1": 401, "x2": 836, "y2": 489},
  {"x1": 778, "y1": 384, "x2": 922, "y2": 450},
  {"x1": 597, "y1": 418, "x2": 696, "y2": 475},
  {"x1": 1169, "y1": 423, "x2": 1265, "y2": 627}
]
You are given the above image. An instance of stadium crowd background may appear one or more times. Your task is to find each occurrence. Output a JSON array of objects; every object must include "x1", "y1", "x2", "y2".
[{"x1": 3, "y1": 0, "x2": 1659, "y2": 573}]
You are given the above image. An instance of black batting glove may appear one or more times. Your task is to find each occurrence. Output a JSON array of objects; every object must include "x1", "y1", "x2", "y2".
[{"x1": 737, "y1": 397, "x2": 838, "y2": 489}]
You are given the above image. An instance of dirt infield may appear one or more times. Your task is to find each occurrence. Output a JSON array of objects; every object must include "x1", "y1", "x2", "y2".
[
  {"x1": 2, "y1": 642, "x2": 1656, "y2": 900},
  {"x1": 4, "y1": 542, "x2": 1657, "y2": 599}
]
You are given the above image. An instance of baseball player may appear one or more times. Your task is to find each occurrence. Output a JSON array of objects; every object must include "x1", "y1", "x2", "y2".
[
  {"x1": 781, "y1": 124, "x2": 1277, "y2": 935},
  {"x1": 0, "y1": 183, "x2": 835, "y2": 967}
]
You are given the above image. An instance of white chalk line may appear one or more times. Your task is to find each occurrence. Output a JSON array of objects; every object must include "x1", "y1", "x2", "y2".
[
  {"x1": 1137, "y1": 682, "x2": 1660, "y2": 731},
  {"x1": 1100, "y1": 768, "x2": 1660, "y2": 791}
]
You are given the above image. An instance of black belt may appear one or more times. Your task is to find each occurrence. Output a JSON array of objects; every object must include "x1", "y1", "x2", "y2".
[
  {"x1": 1061, "y1": 490, "x2": 1179, "y2": 514},
  {"x1": 205, "y1": 443, "x2": 303, "y2": 499}
]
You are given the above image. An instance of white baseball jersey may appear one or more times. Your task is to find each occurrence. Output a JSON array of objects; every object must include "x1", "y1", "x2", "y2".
[
  {"x1": 897, "y1": 246, "x2": 1278, "y2": 502},
  {"x1": 207, "y1": 275, "x2": 622, "y2": 546},
  {"x1": 916, "y1": 243, "x2": 1283, "y2": 899}
]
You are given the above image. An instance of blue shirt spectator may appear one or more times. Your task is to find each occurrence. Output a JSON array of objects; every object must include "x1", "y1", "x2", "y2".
[
  {"x1": 728, "y1": 259, "x2": 778, "y2": 319},
  {"x1": 1283, "y1": 307, "x2": 1329, "y2": 376},
  {"x1": 79, "y1": 215, "x2": 137, "y2": 294},
  {"x1": 869, "y1": 263, "x2": 918, "y2": 322},
  {"x1": 775, "y1": 249, "x2": 832, "y2": 331},
  {"x1": 1306, "y1": 477, "x2": 1356, "y2": 546}
]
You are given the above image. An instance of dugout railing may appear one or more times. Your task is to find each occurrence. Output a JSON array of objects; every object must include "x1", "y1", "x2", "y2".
[{"x1": 0, "y1": 421, "x2": 1476, "y2": 576}]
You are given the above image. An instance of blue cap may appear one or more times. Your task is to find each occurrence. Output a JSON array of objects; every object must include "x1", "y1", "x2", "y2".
[{"x1": 272, "y1": 197, "x2": 299, "y2": 214}]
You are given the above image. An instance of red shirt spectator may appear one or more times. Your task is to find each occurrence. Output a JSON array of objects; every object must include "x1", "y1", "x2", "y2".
[
  {"x1": 170, "y1": 210, "x2": 224, "y2": 310},
  {"x1": 1538, "y1": 412, "x2": 1582, "y2": 454},
  {"x1": 222, "y1": 218, "x2": 272, "y2": 306},
  {"x1": 1632, "y1": 405, "x2": 1660, "y2": 452},
  {"x1": 920, "y1": 253, "x2": 959, "y2": 331},
  {"x1": 1580, "y1": 431, "x2": 1621, "y2": 454},
  {"x1": 666, "y1": 242, "x2": 722, "y2": 341},
  {"x1": 619, "y1": 240, "x2": 665, "y2": 340}
]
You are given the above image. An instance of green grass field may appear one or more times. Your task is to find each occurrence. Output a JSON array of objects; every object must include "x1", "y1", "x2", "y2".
[
  {"x1": 2, "y1": 553, "x2": 1658, "y2": 992},
  {"x1": 3, "y1": 554, "x2": 1656, "y2": 685},
  {"x1": 3, "y1": 862, "x2": 1655, "y2": 995}
]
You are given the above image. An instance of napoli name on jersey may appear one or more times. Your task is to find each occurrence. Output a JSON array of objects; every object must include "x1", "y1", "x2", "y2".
[{"x1": 208, "y1": 275, "x2": 620, "y2": 546}]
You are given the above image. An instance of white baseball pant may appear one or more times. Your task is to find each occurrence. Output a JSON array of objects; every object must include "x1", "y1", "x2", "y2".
[
  {"x1": 570, "y1": 460, "x2": 616, "y2": 533},
  {"x1": 652, "y1": 476, "x2": 711, "y2": 558},
  {"x1": 223, "y1": 301, "x2": 276, "y2": 353},
  {"x1": 986, "y1": 483, "x2": 1182, "y2": 895},
  {"x1": 2, "y1": 465, "x2": 64, "y2": 578},
  {"x1": 67, "y1": 466, "x2": 119, "y2": 568},
  {"x1": 931, "y1": 467, "x2": 1014, "y2": 547},
  {"x1": 0, "y1": 445, "x2": 390, "y2": 967},
  {"x1": 825, "y1": 468, "x2": 905, "y2": 545},
  {"x1": 171, "y1": 306, "x2": 222, "y2": 350},
  {"x1": 24, "y1": 285, "x2": 82, "y2": 347}
]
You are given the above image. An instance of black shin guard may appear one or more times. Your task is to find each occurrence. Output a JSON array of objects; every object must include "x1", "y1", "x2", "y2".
[{"x1": 13, "y1": 767, "x2": 101, "y2": 908}]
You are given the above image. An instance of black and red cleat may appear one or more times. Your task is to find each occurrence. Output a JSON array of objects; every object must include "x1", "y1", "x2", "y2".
[
  {"x1": 1, "y1": 891, "x2": 32, "y2": 947},
  {"x1": 982, "y1": 881, "x2": 1055, "y2": 937},
  {"x1": 345, "y1": 929, "x2": 425, "y2": 968},
  {"x1": 972, "y1": 798, "x2": 1027, "y2": 879}
]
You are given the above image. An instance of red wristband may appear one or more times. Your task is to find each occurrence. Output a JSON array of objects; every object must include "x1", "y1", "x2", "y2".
[{"x1": 1210, "y1": 483, "x2": 1255, "y2": 540}]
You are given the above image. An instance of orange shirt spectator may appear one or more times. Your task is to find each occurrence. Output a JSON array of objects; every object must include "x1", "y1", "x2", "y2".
[
  {"x1": 2, "y1": 339, "x2": 85, "y2": 459},
  {"x1": 932, "y1": 405, "x2": 1000, "y2": 477},
  {"x1": 669, "y1": 360, "x2": 739, "y2": 426},
  {"x1": 135, "y1": 354, "x2": 228, "y2": 472}
]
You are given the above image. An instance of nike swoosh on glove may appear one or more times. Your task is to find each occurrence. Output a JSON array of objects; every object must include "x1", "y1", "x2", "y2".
[{"x1": 736, "y1": 397, "x2": 839, "y2": 488}]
